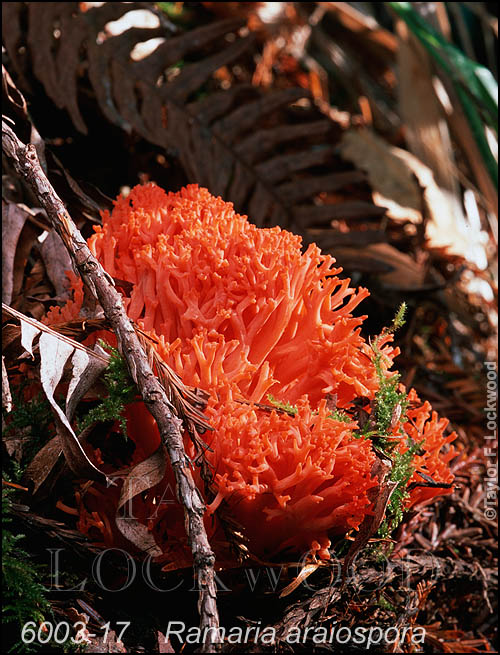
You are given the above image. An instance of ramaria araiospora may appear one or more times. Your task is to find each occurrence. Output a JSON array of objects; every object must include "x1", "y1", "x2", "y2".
[{"x1": 46, "y1": 183, "x2": 457, "y2": 563}]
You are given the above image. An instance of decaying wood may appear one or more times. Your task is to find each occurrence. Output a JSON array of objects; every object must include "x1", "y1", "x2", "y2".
[{"x1": 2, "y1": 122, "x2": 221, "y2": 652}]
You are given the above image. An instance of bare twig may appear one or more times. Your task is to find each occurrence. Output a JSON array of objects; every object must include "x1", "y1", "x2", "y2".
[{"x1": 2, "y1": 121, "x2": 221, "y2": 652}]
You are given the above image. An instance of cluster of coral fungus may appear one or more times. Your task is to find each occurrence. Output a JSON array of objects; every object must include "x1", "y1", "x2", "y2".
[{"x1": 47, "y1": 184, "x2": 457, "y2": 563}]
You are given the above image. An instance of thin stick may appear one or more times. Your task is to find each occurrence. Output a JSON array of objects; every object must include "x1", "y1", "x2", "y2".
[{"x1": 2, "y1": 122, "x2": 221, "y2": 652}]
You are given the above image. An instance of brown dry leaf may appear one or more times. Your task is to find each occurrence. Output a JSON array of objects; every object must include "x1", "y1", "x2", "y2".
[
  {"x1": 23, "y1": 434, "x2": 65, "y2": 497},
  {"x1": 340, "y1": 127, "x2": 485, "y2": 265},
  {"x1": 339, "y1": 128, "x2": 422, "y2": 223},
  {"x1": 17, "y1": 258, "x2": 55, "y2": 319},
  {"x1": 21, "y1": 422, "x2": 99, "y2": 500},
  {"x1": 2, "y1": 201, "x2": 30, "y2": 304},
  {"x1": 3, "y1": 426, "x2": 30, "y2": 463},
  {"x1": 396, "y1": 20, "x2": 460, "y2": 197},
  {"x1": 368, "y1": 243, "x2": 426, "y2": 290},
  {"x1": 19, "y1": 316, "x2": 41, "y2": 358},
  {"x1": 38, "y1": 331, "x2": 108, "y2": 483},
  {"x1": 39, "y1": 230, "x2": 74, "y2": 300},
  {"x1": 334, "y1": 242, "x2": 426, "y2": 290},
  {"x1": 115, "y1": 447, "x2": 167, "y2": 557},
  {"x1": 65, "y1": 343, "x2": 109, "y2": 422},
  {"x1": 2, "y1": 322, "x2": 25, "y2": 359},
  {"x1": 394, "y1": 149, "x2": 487, "y2": 264},
  {"x1": 394, "y1": 19, "x2": 483, "y2": 263},
  {"x1": 324, "y1": 244, "x2": 394, "y2": 274}
]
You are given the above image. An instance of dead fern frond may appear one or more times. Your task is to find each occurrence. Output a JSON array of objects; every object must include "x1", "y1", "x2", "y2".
[{"x1": 2, "y1": 2, "x2": 384, "y2": 238}]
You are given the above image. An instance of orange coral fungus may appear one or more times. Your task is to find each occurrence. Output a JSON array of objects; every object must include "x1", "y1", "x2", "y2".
[
  {"x1": 46, "y1": 183, "x2": 457, "y2": 563},
  {"x1": 48, "y1": 184, "x2": 393, "y2": 406},
  {"x1": 403, "y1": 389, "x2": 457, "y2": 508},
  {"x1": 203, "y1": 396, "x2": 376, "y2": 559}
]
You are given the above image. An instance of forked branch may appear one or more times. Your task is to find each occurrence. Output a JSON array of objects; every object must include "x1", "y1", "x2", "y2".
[{"x1": 2, "y1": 121, "x2": 221, "y2": 652}]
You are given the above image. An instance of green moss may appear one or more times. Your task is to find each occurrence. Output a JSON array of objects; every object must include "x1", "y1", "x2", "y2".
[
  {"x1": 2, "y1": 484, "x2": 88, "y2": 653},
  {"x1": 372, "y1": 370, "x2": 408, "y2": 444},
  {"x1": 267, "y1": 306, "x2": 416, "y2": 540},
  {"x1": 368, "y1": 306, "x2": 421, "y2": 536},
  {"x1": 267, "y1": 394, "x2": 298, "y2": 416},
  {"x1": 2, "y1": 488, "x2": 50, "y2": 652},
  {"x1": 2, "y1": 390, "x2": 53, "y2": 643},
  {"x1": 356, "y1": 303, "x2": 422, "y2": 537},
  {"x1": 2, "y1": 387, "x2": 54, "y2": 473},
  {"x1": 77, "y1": 343, "x2": 136, "y2": 437},
  {"x1": 377, "y1": 594, "x2": 396, "y2": 612},
  {"x1": 378, "y1": 439, "x2": 423, "y2": 538},
  {"x1": 368, "y1": 302, "x2": 408, "y2": 446},
  {"x1": 2, "y1": 386, "x2": 55, "y2": 497},
  {"x1": 156, "y1": 2, "x2": 184, "y2": 19},
  {"x1": 2, "y1": 390, "x2": 53, "y2": 437},
  {"x1": 329, "y1": 409, "x2": 352, "y2": 423}
]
